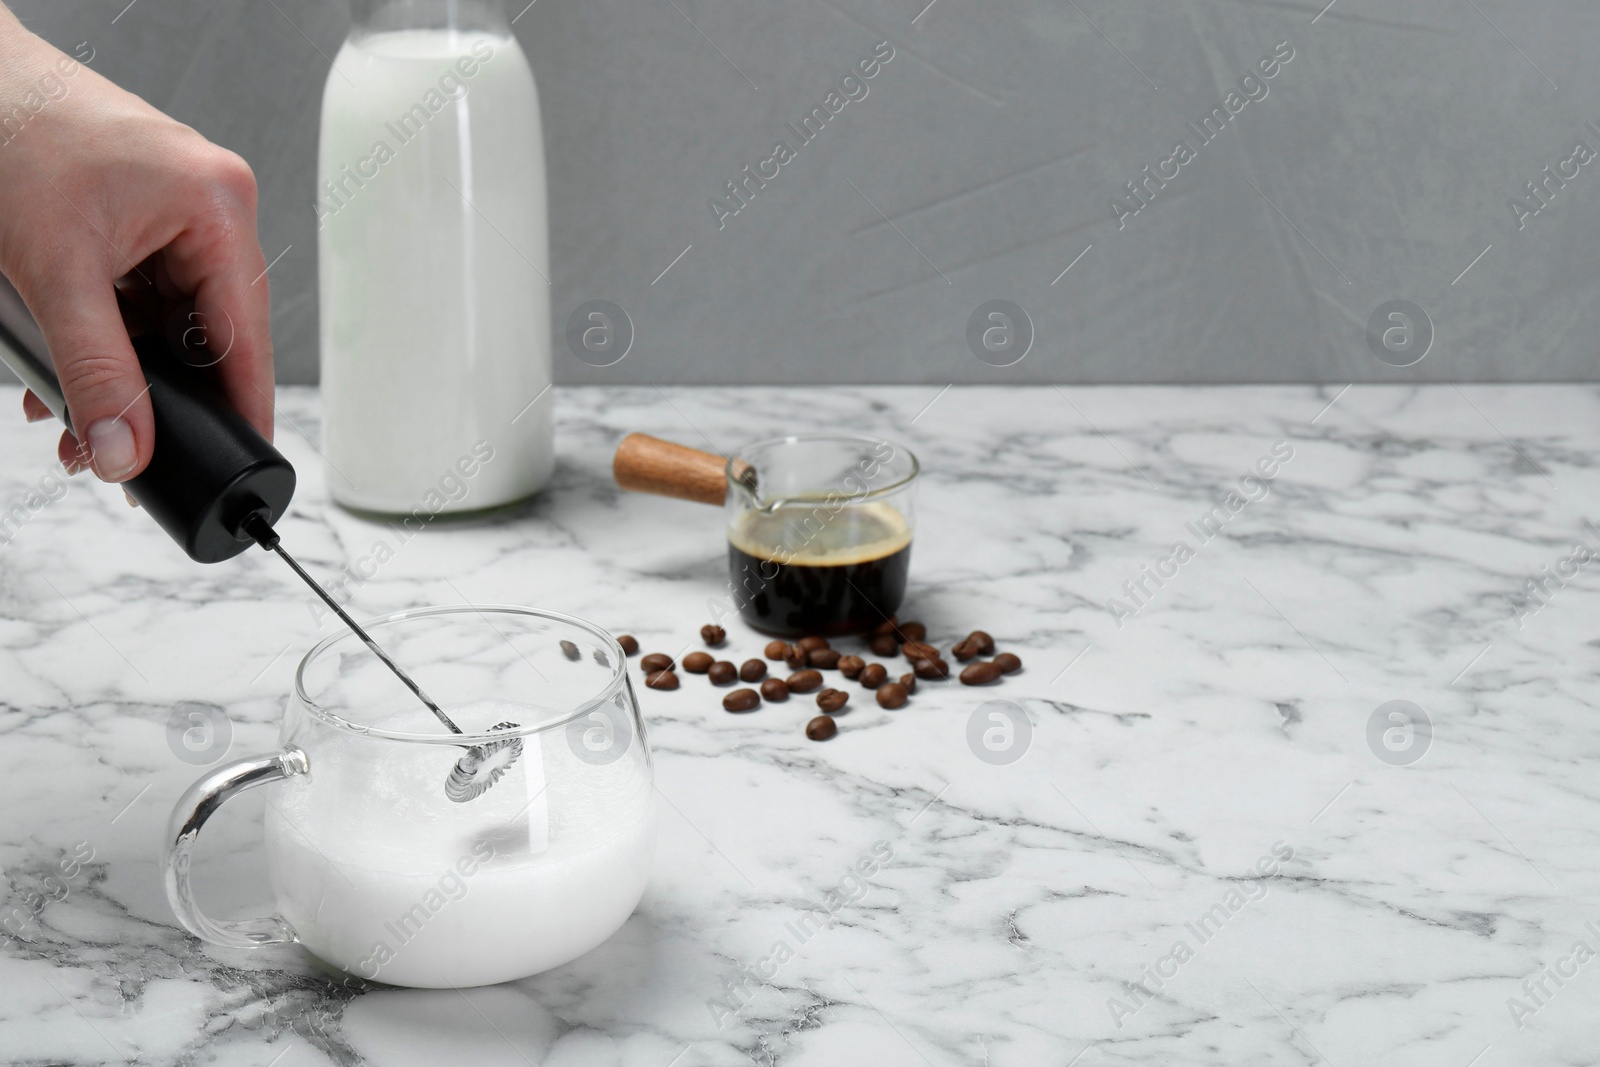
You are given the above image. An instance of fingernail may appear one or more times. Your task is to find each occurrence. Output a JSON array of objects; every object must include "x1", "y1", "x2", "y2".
[
  {"x1": 123, "y1": 490, "x2": 140, "y2": 508},
  {"x1": 85, "y1": 416, "x2": 137, "y2": 481}
]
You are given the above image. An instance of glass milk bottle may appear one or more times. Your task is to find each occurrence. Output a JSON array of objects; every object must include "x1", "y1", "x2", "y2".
[{"x1": 316, "y1": 0, "x2": 552, "y2": 514}]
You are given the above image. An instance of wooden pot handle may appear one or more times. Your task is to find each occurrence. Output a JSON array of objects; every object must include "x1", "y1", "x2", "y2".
[{"x1": 613, "y1": 433, "x2": 731, "y2": 506}]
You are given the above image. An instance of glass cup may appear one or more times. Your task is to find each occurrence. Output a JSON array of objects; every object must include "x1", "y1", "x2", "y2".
[
  {"x1": 724, "y1": 432, "x2": 919, "y2": 636},
  {"x1": 163, "y1": 606, "x2": 654, "y2": 988}
]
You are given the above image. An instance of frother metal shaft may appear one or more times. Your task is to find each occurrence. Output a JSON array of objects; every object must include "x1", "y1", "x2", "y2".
[
  {"x1": 240, "y1": 513, "x2": 462, "y2": 736},
  {"x1": 241, "y1": 514, "x2": 522, "y2": 804}
]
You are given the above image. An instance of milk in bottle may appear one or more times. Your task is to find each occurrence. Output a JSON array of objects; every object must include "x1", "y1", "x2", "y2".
[{"x1": 316, "y1": 0, "x2": 552, "y2": 513}]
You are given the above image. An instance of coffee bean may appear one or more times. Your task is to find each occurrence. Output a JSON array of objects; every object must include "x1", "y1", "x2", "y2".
[
  {"x1": 764, "y1": 640, "x2": 790, "y2": 660},
  {"x1": 593, "y1": 649, "x2": 610, "y2": 667},
  {"x1": 869, "y1": 634, "x2": 900, "y2": 657},
  {"x1": 872, "y1": 616, "x2": 900, "y2": 636},
  {"x1": 701, "y1": 624, "x2": 727, "y2": 647},
  {"x1": 964, "y1": 630, "x2": 995, "y2": 655},
  {"x1": 786, "y1": 669, "x2": 823, "y2": 693},
  {"x1": 993, "y1": 652, "x2": 1022, "y2": 674},
  {"x1": 817, "y1": 688, "x2": 849, "y2": 713},
  {"x1": 901, "y1": 621, "x2": 927, "y2": 642},
  {"x1": 740, "y1": 659, "x2": 768, "y2": 682},
  {"x1": 640, "y1": 653, "x2": 674, "y2": 673},
  {"x1": 723, "y1": 688, "x2": 760, "y2": 712},
  {"x1": 837, "y1": 655, "x2": 865, "y2": 679},
  {"x1": 682, "y1": 651, "x2": 714, "y2": 674},
  {"x1": 858, "y1": 663, "x2": 888, "y2": 689},
  {"x1": 875, "y1": 682, "x2": 908, "y2": 709},
  {"x1": 806, "y1": 715, "x2": 838, "y2": 741},
  {"x1": 644, "y1": 669, "x2": 679, "y2": 690},
  {"x1": 760, "y1": 678, "x2": 790, "y2": 702},
  {"x1": 708, "y1": 661, "x2": 738, "y2": 685},
  {"x1": 912, "y1": 657, "x2": 950, "y2": 681},
  {"x1": 796, "y1": 635, "x2": 830, "y2": 653},
  {"x1": 902, "y1": 641, "x2": 940, "y2": 663},
  {"x1": 560, "y1": 639, "x2": 580, "y2": 661},
  {"x1": 899, "y1": 672, "x2": 917, "y2": 693},
  {"x1": 617, "y1": 634, "x2": 639, "y2": 656},
  {"x1": 785, "y1": 645, "x2": 808, "y2": 669},
  {"x1": 960, "y1": 660, "x2": 1002, "y2": 685},
  {"x1": 809, "y1": 648, "x2": 842, "y2": 669},
  {"x1": 951, "y1": 639, "x2": 978, "y2": 662}
]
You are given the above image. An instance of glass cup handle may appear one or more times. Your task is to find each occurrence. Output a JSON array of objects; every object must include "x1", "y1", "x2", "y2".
[{"x1": 162, "y1": 746, "x2": 310, "y2": 949}]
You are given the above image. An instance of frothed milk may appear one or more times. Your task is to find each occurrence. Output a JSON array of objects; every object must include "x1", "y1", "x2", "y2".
[
  {"x1": 265, "y1": 701, "x2": 654, "y2": 987},
  {"x1": 317, "y1": 29, "x2": 552, "y2": 513}
]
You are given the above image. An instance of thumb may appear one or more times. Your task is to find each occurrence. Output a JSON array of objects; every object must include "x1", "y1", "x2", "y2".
[{"x1": 25, "y1": 270, "x2": 154, "y2": 483}]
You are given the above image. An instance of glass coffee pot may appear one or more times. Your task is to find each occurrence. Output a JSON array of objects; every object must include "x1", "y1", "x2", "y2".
[{"x1": 613, "y1": 431, "x2": 920, "y2": 635}]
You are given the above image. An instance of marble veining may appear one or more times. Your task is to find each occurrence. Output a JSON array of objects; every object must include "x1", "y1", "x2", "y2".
[{"x1": 1, "y1": 383, "x2": 1598, "y2": 1065}]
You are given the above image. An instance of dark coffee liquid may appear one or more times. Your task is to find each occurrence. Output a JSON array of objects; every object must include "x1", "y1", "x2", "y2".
[{"x1": 727, "y1": 503, "x2": 912, "y2": 637}]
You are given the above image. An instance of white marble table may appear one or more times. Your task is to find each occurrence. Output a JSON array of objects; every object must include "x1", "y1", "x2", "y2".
[{"x1": 2, "y1": 383, "x2": 1598, "y2": 1066}]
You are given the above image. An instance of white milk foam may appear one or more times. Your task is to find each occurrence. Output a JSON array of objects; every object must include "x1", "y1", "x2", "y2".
[{"x1": 265, "y1": 701, "x2": 654, "y2": 987}]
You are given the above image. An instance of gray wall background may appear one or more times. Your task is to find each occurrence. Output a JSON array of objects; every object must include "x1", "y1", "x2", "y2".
[{"x1": 9, "y1": 0, "x2": 1600, "y2": 383}]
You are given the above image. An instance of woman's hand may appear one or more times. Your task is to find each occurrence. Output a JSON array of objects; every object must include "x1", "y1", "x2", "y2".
[{"x1": 0, "y1": 5, "x2": 274, "y2": 482}]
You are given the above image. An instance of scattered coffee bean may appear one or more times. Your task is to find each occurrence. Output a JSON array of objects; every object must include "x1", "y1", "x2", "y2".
[
  {"x1": 786, "y1": 669, "x2": 824, "y2": 693},
  {"x1": 876, "y1": 682, "x2": 909, "y2": 709},
  {"x1": 809, "y1": 647, "x2": 842, "y2": 669},
  {"x1": 964, "y1": 630, "x2": 995, "y2": 655},
  {"x1": 593, "y1": 649, "x2": 610, "y2": 667},
  {"x1": 560, "y1": 639, "x2": 580, "y2": 661},
  {"x1": 806, "y1": 715, "x2": 838, "y2": 741},
  {"x1": 723, "y1": 688, "x2": 760, "y2": 712},
  {"x1": 817, "y1": 688, "x2": 849, "y2": 713},
  {"x1": 960, "y1": 660, "x2": 1002, "y2": 686},
  {"x1": 636, "y1": 619, "x2": 1002, "y2": 719},
  {"x1": 869, "y1": 633, "x2": 900, "y2": 657}
]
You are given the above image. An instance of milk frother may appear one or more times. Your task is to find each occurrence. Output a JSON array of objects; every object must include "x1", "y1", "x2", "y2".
[{"x1": 0, "y1": 276, "x2": 519, "y2": 801}]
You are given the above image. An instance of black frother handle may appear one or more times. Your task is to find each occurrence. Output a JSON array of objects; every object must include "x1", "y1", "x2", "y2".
[
  {"x1": 123, "y1": 335, "x2": 296, "y2": 563},
  {"x1": 0, "y1": 277, "x2": 295, "y2": 564}
]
